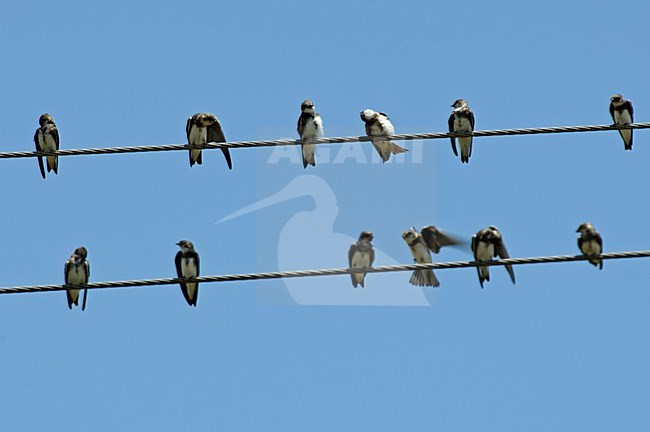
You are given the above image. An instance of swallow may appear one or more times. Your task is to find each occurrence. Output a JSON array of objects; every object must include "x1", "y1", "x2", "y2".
[
  {"x1": 577, "y1": 222, "x2": 603, "y2": 269},
  {"x1": 33, "y1": 113, "x2": 60, "y2": 179},
  {"x1": 297, "y1": 100, "x2": 324, "y2": 169},
  {"x1": 471, "y1": 226, "x2": 515, "y2": 288},
  {"x1": 401, "y1": 227, "x2": 441, "y2": 287},
  {"x1": 448, "y1": 99, "x2": 475, "y2": 163},
  {"x1": 64, "y1": 246, "x2": 90, "y2": 310},
  {"x1": 175, "y1": 240, "x2": 200, "y2": 306},
  {"x1": 360, "y1": 109, "x2": 408, "y2": 162},
  {"x1": 185, "y1": 113, "x2": 232, "y2": 169},
  {"x1": 609, "y1": 94, "x2": 634, "y2": 150},
  {"x1": 348, "y1": 231, "x2": 375, "y2": 288}
]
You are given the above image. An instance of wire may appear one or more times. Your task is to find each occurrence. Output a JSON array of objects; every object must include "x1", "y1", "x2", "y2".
[
  {"x1": 2, "y1": 250, "x2": 648, "y2": 295},
  {"x1": 3, "y1": 122, "x2": 648, "y2": 160}
]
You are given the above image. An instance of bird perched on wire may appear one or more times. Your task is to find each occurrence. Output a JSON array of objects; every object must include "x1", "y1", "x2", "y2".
[
  {"x1": 577, "y1": 222, "x2": 603, "y2": 269},
  {"x1": 33, "y1": 113, "x2": 60, "y2": 179},
  {"x1": 175, "y1": 240, "x2": 200, "y2": 306},
  {"x1": 297, "y1": 99, "x2": 324, "y2": 169},
  {"x1": 360, "y1": 109, "x2": 407, "y2": 163},
  {"x1": 348, "y1": 231, "x2": 375, "y2": 288},
  {"x1": 471, "y1": 226, "x2": 515, "y2": 288},
  {"x1": 448, "y1": 99, "x2": 475, "y2": 163},
  {"x1": 64, "y1": 246, "x2": 90, "y2": 310},
  {"x1": 185, "y1": 113, "x2": 232, "y2": 169},
  {"x1": 401, "y1": 226, "x2": 459, "y2": 287},
  {"x1": 609, "y1": 94, "x2": 634, "y2": 151}
]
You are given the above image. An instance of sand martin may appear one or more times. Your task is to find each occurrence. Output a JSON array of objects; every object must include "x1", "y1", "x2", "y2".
[
  {"x1": 471, "y1": 226, "x2": 515, "y2": 288},
  {"x1": 64, "y1": 246, "x2": 90, "y2": 310},
  {"x1": 360, "y1": 109, "x2": 408, "y2": 163},
  {"x1": 297, "y1": 99, "x2": 324, "y2": 169},
  {"x1": 33, "y1": 113, "x2": 60, "y2": 179},
  {"x1": 448, "y1": 99, "x2": 475, "y2": 163},
  {"x1": 609, "y1": 94, "x2": 634, "y2": 151},
  {"x1": 348, "y1": 231, "x2": 375, "y2": 288},
  {"x1": 402, "y1": 227, "x2": 441, "y2": 287},
  {"x1": 175, "y1": 240, "x2": 200, "y2": 306},
  {"x1": 577, "y1": 222, "x2": 603, "y2": 269},
  {"x1": 185, "y1": 113, "x2": 232, "y2": 169}
]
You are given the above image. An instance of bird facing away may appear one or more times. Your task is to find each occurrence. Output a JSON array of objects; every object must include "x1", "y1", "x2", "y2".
[
  {"x1": 360, "y1": 109, "x2": 408, "y2": 163},
  {"x1": 448, "y1": 99, "x2": 475, "y2": 163},
  {"x1": 185, "y1": 113, "x2": 233, "y2": 169},
  {"x1": 348, "y1": 231, "x2": 375, "y2": 288},
  {"x1": 175, "y1": 240, "x2": 200, "y2": 306},
  {"x1": 401, "y1": 227, "x2": 442, "y2": 287},
  {"x1": 471, "y1": 226, "x2": 516, "y2": 288},
  {"x1": 33, "y1": 113, "x2": 60, "y2": 179},
  {"x1": 577, "y1": 222, "x2": 603, "y2": 269},
  {"x1": 609, "y1": 94, "x2": 634, "y2": 151},
  {"x1": 297, "y1": 99, "x2": 324, "y2": 169},
  {"x1": 64, "y1": 246, "x2": 90, "y2": 310}
]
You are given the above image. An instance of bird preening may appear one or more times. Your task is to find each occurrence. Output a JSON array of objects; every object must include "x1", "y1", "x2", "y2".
[
  {"x1": 34, "y1": 113, "x2": 60, "y2": 179},
  {"x1": 360, "y1": 109, "x2": 408, "y2": 163},
  {"x1": 64, "y1": 246, "x2": 90, "y2": 310},
  {"x1": 577, "y1": 222, "x2": 603, "y2": 269},
  {"x1": 185, "y1": 113, "x2": 233, "y2": 169},
  {"x1": 471, "y1": 226, "x2": 515, "y2": 288}
]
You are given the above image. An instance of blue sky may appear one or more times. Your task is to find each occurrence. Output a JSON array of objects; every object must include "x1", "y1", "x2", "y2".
[{"x1": 1, "y1": 0, "x2": 649, "y2": 430}]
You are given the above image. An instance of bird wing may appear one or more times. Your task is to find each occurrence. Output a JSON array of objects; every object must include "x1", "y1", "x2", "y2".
[
  {"x1": 297, "y1": 115, "x2": 305, "y2": 137},
  {"x1": 348, "y1": 243, "x2": 356, "y2": 268},
  {"x1": 609, "y1": 103, "x2": 616, "y2": 124},
  {"x1": 175, "y1": 251, "x2": 183, "y2": 279},
  {"x1": 81, "y1": 261, "x2": 90, "y2": 311},
  {"x1": 175, "y1": 251, "x2": 193, "y2": 305},
  {"x1": 468, "y1": 111, "x2": 475, "y2": 157},
  {"x1": 495, "y1": 237, "x2": 515, "y2": 284},
  {"x1": 626, "y1": 101, "x2": 634, "y2": 121},
  {"x1": 34, "y1": 128, "x2": 46, "y2": 179},
  {"x1": 207, "y1": 120, "x2": 232, "y2": 170},
  {"x1": 193, "y1": 251, "x2": 200, "y2": 277},
  {"x1": 185, "y1": 116, "x2": 193, "y2": 143},
  {"x1": 51, "y1": 125, "x2": 60, "y2": 151},
  {"x1": 595, "y1": 231, "x2": 603, "y2": 250},
  {"x1": 470, "y1": 234, "x2": 478, "y2": 259},
  {"x1": 421, "y1": 225, "x2": 461, "y2": 254},
  {"x1": 448, "y1": 113, "x2": 458, "y2": 156}
]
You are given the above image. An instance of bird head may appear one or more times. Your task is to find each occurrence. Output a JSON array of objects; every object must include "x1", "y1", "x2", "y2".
[
  {"x1": 38, "y1": 113, "x2": 56, "y2": 127},
  {"x1": 451, "y1": 99, "x2": 468, "y2": 110},
  {"x1": 176, "y1": 240, "x2": 195, "y2": 252},
  {"x1": 301, "y1": 100, "x2": 315, "y2": 113},
  {"x1": 359, "y1": 231, "x2": 374, "y2": 242},
  {"x1": 402, "y1": 228, "x2": 418, "y2": 245},
  {"x1": 610, "y1": 94, "x2": 624, "y2": 106},
  {"x1": 576, "y1": 222, "x2": 594, "y2": 234},
  {"x1": 360, "y1": 109, "x2": 377, "y2": 123},
  {"x1": 72, "y1": 246, "x2": 88, "y2": 263}
]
